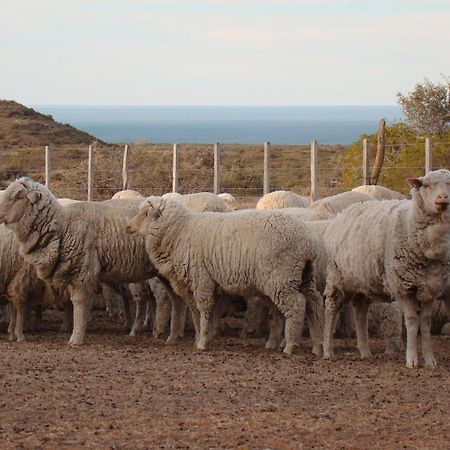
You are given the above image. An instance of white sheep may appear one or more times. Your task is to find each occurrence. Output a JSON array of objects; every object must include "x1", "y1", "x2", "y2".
[
  {"x1": 0, "y1": 224, "x2": 45, "y2": 342},
  {"x1": 111, "y1": 190, "x2": 144, "y2": 200},
  {"x1": 0, "y1": 179, "x2": 159, "y2": 346},
  {"x1": 352, "y1": 184, "x2": 406, "y2": 200},
  {"x1": 256, "y1": 190, "x2": 310, "y2": 210},
  {"x1": 163, "y1": 191, "x2": 231, "y2": 212},
  {"x1": 309, "y1": 190, "x2": 374, "y2": 219},
  {"x1": 322, "y1": 169, "x2": 450, "y2": 368},
  {"x1": 127, "y1": 197, "x2": 323, "y2": 354},
  {"x1": 218, "y1": 192, "x2": 239, "y2": 210}
]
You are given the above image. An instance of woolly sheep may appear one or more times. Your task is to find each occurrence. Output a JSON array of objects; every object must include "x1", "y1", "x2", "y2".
[
  {"x1": 0, "y1": 179, "x2": 159, "y2": 346},
  {"x1": 256, "y1": 190, "x2": 310, "y2": 210},
  {"x1": 0, "y1": 224, "x2": 45, "y2": 341},
  {"x1": 309, "y1": 191, "x2": 374, "y2": 218},
  {"x1": 322, "y1": 169, "x2": 450, "y2": 368},
  {"x1": 352, "y1": 185, "x2": 406, "y2": 200},
  {"x1": 127, "y1": 197, "x2": 323, "y2": 354},
  {"x1": 111, "y1": 190, "x2": 144, "y2": 200},
  {"x1": 218, "y1": 193, "x2": 239, "y2": 210}
]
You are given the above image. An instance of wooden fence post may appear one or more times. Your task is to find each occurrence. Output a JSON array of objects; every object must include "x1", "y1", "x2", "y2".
[
  {"x1": 263, "y1": 141, "x2": 271, "y2": 196},
  {"x1": 425, "y1": 138, "x2": 433, "y2": 174},
  {"x1": 122, "y1": 145, "x2": 129, "y2": 190},
  {"x1": 45, "y1": 145, "x2": 51, "y2": 190},
  {"x1": 88, "y1": 144, "x2": 95, "y2": 201},
  {"x1": 172, "y1": 143, "x2": 179, "y2": 193},
  {"x1": 310, "y1": 140, "x2": 318, "y2": 201},
  {"x1": 363, "y1": 138, "x2": 370, "y2": 185},
  {"x1": 214, "y1": 143, "x2": 221, "y2": 194}
]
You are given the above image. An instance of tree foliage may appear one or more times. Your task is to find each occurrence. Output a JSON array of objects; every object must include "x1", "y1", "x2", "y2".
[
  {"x1": 397, "y1": 78, "x2": 450, "y2": 136},
  {"x1": 339, "y1": 123, "x2": 450, "y2": 194}
]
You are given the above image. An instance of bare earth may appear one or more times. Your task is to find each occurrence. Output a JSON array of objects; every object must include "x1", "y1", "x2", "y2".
[{"x1": 0, "y1": 311, "x2": 449, "y2": 450}]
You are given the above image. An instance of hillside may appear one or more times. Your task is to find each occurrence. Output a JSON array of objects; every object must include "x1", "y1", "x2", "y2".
[{"x1": 0, "y1": 100, "x2": 101, "y2": 148}]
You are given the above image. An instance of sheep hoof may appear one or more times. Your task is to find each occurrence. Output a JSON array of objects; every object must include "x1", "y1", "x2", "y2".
[
  {"x1": 196, "y1": 339, "x2": 209, "y2": 351},
  {"x1": 16, "y1": 336, "x2": 26, "y2": 343},
  {"x1": 360, "y1": 351, "x2": 372, "y2": 359},
  {"x1": 165, "y1": 335, "x2": 179, "y2": 345},
  {"x1": 8, "y1": 333, "x2": 15, "y2": 342},
  {"x1": 424, "y1": 356, "x2": 437, "y2": 369},
  {"x1": 312, "y1": 345, "x2": 321, "y2": 356},
  {"x1": 323, "y1": 352, "x2": 334, "y2": 360},
  {"x1": 129, "y1": 330, "x2": 137, "y2": 337},
  {"x1": 283, "y1": 344, "x2": 297, "y2": 355},
  {"x1": 406, "y1": 357, "x2": 419, "y2": 369},
  {"x1": 265, "y1": 340, "x2": 279, "y2": 350}
]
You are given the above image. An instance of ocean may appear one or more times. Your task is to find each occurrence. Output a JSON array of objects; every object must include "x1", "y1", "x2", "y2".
[{"x1": 34, "y1": 105, "x2": 404, "y2": 145}]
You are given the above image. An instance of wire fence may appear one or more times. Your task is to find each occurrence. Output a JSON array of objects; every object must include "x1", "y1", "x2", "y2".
[{"x1": 0, "y1": 139, "x2": 447, "y2": 204}]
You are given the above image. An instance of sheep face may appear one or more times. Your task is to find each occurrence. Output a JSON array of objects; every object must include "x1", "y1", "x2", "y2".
[
  {"x1": 126, "y1": 197, "x2": 165, "y2": 236},
  {"x1": 407, "y1": 169, "x2": 450, "y2": 218},
  {"x1": 0, "y1": 181, "x2": 41, "y2": 227}
]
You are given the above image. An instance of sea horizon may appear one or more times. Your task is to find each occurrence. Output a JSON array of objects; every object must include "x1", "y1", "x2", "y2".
[{"x1": 33, "y1": 104, "x2": 404, "y2": 145}]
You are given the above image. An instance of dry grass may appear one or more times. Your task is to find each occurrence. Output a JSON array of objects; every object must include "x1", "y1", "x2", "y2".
[{"x1": 0, "y1": 143, "x2": 344, "y2": 202}]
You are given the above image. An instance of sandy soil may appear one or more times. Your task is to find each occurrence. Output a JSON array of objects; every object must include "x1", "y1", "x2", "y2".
[{"x1": 0, "y1": 311, "x2": 449, "y2": 450}]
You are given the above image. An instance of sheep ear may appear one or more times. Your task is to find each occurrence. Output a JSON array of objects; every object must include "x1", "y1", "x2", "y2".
[
  {"x1": 406, "y1": 177, "x2": 423, "y2": 189},
  {"x1": 12, "y1": 187, "x2": 26, "y2": 200},
  {"x1": 27, "y1": 191, "x2": 41, "y2": 204},
  {"x1": 147, "y1": 207, "x2": 161, "y2": 221}
]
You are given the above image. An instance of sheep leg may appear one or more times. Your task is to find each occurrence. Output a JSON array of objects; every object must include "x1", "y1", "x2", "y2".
[
  {"x1": 352, "y1": 296, "x2": 371, "y2": 359},
  {"x1": 68, "y1": 288, "x2": 89, "y2": 346},
  {"x1": 304, "y1": 288, "x2": 324, "y2": 356},
  {"x1": 241, "y1": 296, "x2": 267, "y2": 338},
  {"x1": 210, "y1": 298, "x2": 223, "y2": 339},
  {"x1": 121, "y1": 293, "x2": 133, "y2": 331},
  {"x1": 153, "y1": 298, "x2": 169, "y2": 338},
  {"x1": 323, "y1": 289, "x2": 346, "y2": 359},
  {"x1": 195, "y1": 288, "x2": 215, "y2": 350},
  {"x1": 400, "y1": 301, "x2": 420, "y2": 368},
  {"x1": 130, "y1": 283, "x2": 152, "y2": 337},
  {"x1": 265, "y1": 303, "x2": 284, "y2": 349},
  {"x1": 14, "y1": 302, "x2": 26, "y2": 342},
  {"x1": 282, "y1": 292, "x2": 306, "y2": 355},
  {"x1": 420, "y1": 301, "x2": 437, "y2": 369},
  {"x1": 8, "y1": 305, "x2": 16, "y2": 342},
  {"x1": 166, "y1": 294, "x2": 187, "y2": 345}
]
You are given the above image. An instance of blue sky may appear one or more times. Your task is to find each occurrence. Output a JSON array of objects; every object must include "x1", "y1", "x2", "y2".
[{"x1": 1, "y1": 0, "x2": 449, "y2": 105}]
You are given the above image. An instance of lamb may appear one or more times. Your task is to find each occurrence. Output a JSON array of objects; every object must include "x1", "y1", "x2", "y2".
[
  {"x1": 309, "y1": 191, "x2": 374, "y2": 219},
  {"x1": 256, "y1": 190, "x2": 310, "y2": 209},
  {"x1": 127, "y1": 197, "x2": 323, "y2": 354},
  {"x1": 322, "y1": 169, "x2": 450, "y2": 368},
  {"x1": 112, "y1": 190, "x2": 143, "y2": 200},
  {"x1": 352, "y1": 184, "x2": 406, "y2": 200},
  {"x1": 0, "y1": 179, "x2": 158, "y2": 346}
]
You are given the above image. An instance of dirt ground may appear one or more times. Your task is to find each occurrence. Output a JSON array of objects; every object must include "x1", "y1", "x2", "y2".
[{"x1": 0, "y1": 310, "x2": 449, "y2": 450}]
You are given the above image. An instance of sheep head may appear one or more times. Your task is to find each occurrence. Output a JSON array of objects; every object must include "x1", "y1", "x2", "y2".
[
  {"x1": 407, "y1": 169, "x2": 450, "y2": 219},
  {"x1": 0, "y1": 178, "x2": 43, "y2": 227}
]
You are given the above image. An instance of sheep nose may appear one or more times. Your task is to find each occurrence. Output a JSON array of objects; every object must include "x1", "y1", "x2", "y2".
[{"x1": 435, "y1": 193, "x2": 449, "y2": 210}]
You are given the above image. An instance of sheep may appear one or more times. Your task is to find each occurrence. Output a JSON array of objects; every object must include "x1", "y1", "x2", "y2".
[
  {"x1": 163, "y1": 191, "x2": 231, "y2": 212},
  {"x1": 322, "y1": 169, "x2": 450, "y2": 368},
  {"x1": 127, "y1": 197, "x2": 323, "y2": 354},
  {"x1": 0, "y1": 179, "x2": 161, "y2": 346},
  {"x1": 256, "y1": 190, "x2": 310, "y2": 210},
  {"x1": 309, "y1": 191, "x2": 374, "y2": 219},
  {"x1": 218, "y1": 193, "x2": 239, "y2": 210},
  {"x1": 352, "y1": 184, "x2": 406, "y2": 201},
  {"x1": 0, "y1": 224, "x2": 45, "y2": 342},
  {"x1": 111, "y1": 190, "x2": 143, "y2": 200}
]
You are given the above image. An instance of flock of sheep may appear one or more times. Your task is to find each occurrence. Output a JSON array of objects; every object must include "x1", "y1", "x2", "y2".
[{"x1": 0, "y1": 169, "x2": 449, "y2": 369}]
